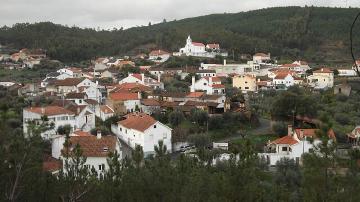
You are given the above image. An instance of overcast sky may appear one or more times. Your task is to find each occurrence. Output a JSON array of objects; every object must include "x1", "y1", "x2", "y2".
[{"x1": 0, "y1": 0, "x2": 359, "y2": 29}]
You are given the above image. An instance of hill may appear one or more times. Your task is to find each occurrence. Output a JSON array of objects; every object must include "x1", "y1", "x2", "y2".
[{"x1": 0, "y1": 6, "x2": 360, "y2": 63}]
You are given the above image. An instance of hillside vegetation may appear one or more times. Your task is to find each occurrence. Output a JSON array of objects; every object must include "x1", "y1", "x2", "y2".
[{"x1": 0, "y1": 6, "x2": 360, "y2": 63}]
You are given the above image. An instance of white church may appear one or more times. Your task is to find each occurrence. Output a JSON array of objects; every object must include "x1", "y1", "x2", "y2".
[{"x1": 174, "y1": 35, "x2": 228, "y2": 58}]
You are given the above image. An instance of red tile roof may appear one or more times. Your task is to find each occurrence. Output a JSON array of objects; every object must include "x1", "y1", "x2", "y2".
[
  {"x1": 149, "y1": 49, "x2": 170, "y2": 56},
  {"x1": 64, "y1": 136, "x2": 118, "y2": 157},
  {"x1": 294, "y1": 128, "x2": 336, "y2": 140},
  {"x1": 109, "y1": 92, "x2": 139, "y2": 101},
  {"x1": 186, "y1": 92, "x2": 205, "y2": 98},
  {"x1": 25, "y1": 106, "x2": 75, "y2": 116},
  {"x1": 141, "y1": 99, "x2": 160, "y2": 106},
  {"x1": 73, "y1": 130, "x2": 92, "y2": 136},
  {"x1": 254, "y1": 53, "x2": 269, "y2": 57},
  {"x1": 111, "y1": 83, "x2": 151, "y2": 93},
  {"x1": 100, "y1": 105, "x2": 114, "y2": 114},
  {"x1": 211, "y1": 84, "x2": 225, "y2": 88},
  {"x1": 130, "y1": 74, "x2": 143, "y2": 80},
  {"x1": 206, "y1": 43, "x2": 220, "y2": 49},
  {"x1": 204, "y1": 76, "x2": 221, "y2": 82},
  {"x1": 274, "y1": 73, "x2": 291, "y2": 80},
  {"x1": 192, "y1": 42, "x2": 205, "y2": 47},
  {"x1": 43, "y1": 156, "x2": 62, "y2": 173},
  {"x1": 271, "y1": 135, "x2": 298, "y2": 145},
  {"x1": 54, "y1": 78, "x2": 84, "y2": 86},
  {"x1": 118, "y1": 113, "x2": 157, "y2": 132},
  {"x1": 313, "y1": 68, "x2": 333, "y2": 73}
]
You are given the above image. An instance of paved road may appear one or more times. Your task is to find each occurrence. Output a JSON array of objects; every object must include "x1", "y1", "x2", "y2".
[{"x1": 218, "y1": 118, "x2": 271, "y2": 142}]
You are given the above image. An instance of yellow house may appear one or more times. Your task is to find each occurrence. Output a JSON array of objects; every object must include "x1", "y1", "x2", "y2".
[{"x1": 232, "y1": 74, "x2": 257, "y2": 93}]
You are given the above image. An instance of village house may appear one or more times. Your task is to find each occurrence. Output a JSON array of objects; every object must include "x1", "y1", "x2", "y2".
[
  {"x1": 259, "y1": 125, "x2": 336, "y2": 166},
  {"x1": 140, "y1": 99, "x2": 161, "y2": 114},
  {"x1": 111, "y1": 112, "x2": 172, "y2": 156},
  {"x1": 106, "y1": 92, "x2": 141, "y2": 114},
  {"x1": 347, "y1": 126, "x2": 360, "y2": 145},
  {"x1": 119, "y1": 73, "x2": 164, "y2": 90},
  {"x1": 95, "y1": 105, "x2": 115, "y2": 121},
  {"x1": 23, "y1": 106, "x2": 76, "y2": 139},
  {"x1": 233, "y1": 74, "x2": 257, "y2": 93},
  {"x1": 53, "y1": 131, "x2": 122, "y2": 176},
  {"x1": 307, "y1": 68, "x2": 334, "y2": 89},
  {"x1": 148, "y1": 49, "x2": 171, "y2": 63},
  {"x1": 253, "y1": 53, "x2": 271, "y2": 64},
  {"x1": 190, "y1": 76, "x2": 225, "y2": 95}
]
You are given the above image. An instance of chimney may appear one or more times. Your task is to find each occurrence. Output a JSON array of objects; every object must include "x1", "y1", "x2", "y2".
[
  {"x1": 157, "y1": 74, "x2": 161, "y2": 82},
  {"x1": 300, "y1": 129, "x2": 304, "y2": 139},
  {"x1": 288, "y1": 125, "x2": 293, "y2": 136},
  {"x1": 209, "y1": 77, "x2": 213, "y2": 86},
  {"x1": 141, "y1": 73, "x2": 145, "y2": 83},
  {"x1": 223, "y1": 59, "x2": 227, "y2": 66},
  {"x1": 191, "y1": 76, "x2": 195, "y2": 92},
  {"x1": 257, "y1": 78, "x2": 261, "y2": 82},
  {"x1": 137, "y1": 91, "x2": 141, "y2": 99},
  {"x1": 97, "y1": 130, "x2": 102, "y2": 139},
  {"x1": 41, "y1": 107, "x2": 45, "y2": 114}
]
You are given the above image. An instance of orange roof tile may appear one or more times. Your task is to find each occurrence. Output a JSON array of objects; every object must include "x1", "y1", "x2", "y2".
[
  {"x1": 192, "y1": 42, "x2": 205, "y2": 47},
  {"x1": 313, "y1": 68, "x2": 333, "y2": 73},
  {"x1": 73, "y1": 130, "x2": 92, "y2": 136},
  {"x1": 211, "y1": 84, "x2": 225, "y2": 88},
  {"x1": 109, "y1": 92, "x2": 139, "y2": 101},
  {"x1": 100, "y1": 105, "x2": 114, "y2": 114},
  {"x1": 25, "y1": 106, "x2": 75, "y2": 116},
  {"x1": 64, "y1": 136, "x2": 118, "y2": 157},
  {"x1": 271, "y1": 135, "x2": 298, "y2": 145},
  {"x1": 131, "y1": 74, "x2": 143, "y2": 80},
  {"x1": 294, "y1": 128, "x2": 336, "y2": 140},
  {"x1": 274, "y1": 73, "x2": 291, "y2": 80},
  {"x1": 141, "y1": 99, "x2": 160, "y2": 106},
  {"x1": 54, "y1": 78, "x2": 84, "y2": 86},
  {"x1": 118, "y1": 113, "x2": 157, "y2": 132},
  {"x1": 204, "y1": 76, "x2": 221, "y2": 82},
  {"x1": 149, "y1": 49, "x2": 170, "y2": 56},
  {"x1": 186, "y1": 92, "x2": 205, "y2": 98}
]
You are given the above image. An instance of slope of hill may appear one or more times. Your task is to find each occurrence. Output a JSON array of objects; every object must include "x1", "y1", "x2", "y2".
[{"x1": 0, "y1": 6, "x2": 359, "y2": 63}]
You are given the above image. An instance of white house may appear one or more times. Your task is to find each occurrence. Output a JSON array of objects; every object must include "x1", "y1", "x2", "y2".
[
  {"x1": 307, "y1": 68, "x2": 334, "y2": 89},
  {"x1": 259, "y1": 125, "x2": 336, "y2": 166},
  {"x1": 253, "y1": 53, "x2": 271, "y2": 64},
  {"x1": 190, "y1": 76, "x2": 225, "y2": 95},
  {"x1": 119, "y1": 73, "x2": 164, "y2": 90},
  {"x1": 95, "y1": 105, "x2": 115, "y2": 121},
  {"x1": 54, "y1": 131, "x2": 122, "y2": 176},
  {"x1": 232, "y1": 74, "x2": 257, "y2": 93},
  {"x1": 273, "y1": 73, "x2": 295, "y2": 89},
  {"x1": 337, "y1": 68, "x2": 357, "y2": 77},
  {"x1": 149, "y1": 49, "x2": 171, "y2": 63},
  {"x1": 23, "y1": 106, "x2": 76, "y2": 139},
  {"x1": 111, "y1": 113, "x2": 172, "y2": 156}
]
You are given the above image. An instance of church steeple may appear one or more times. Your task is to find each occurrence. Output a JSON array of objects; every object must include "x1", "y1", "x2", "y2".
[{"x1": 186, "y1": 35, "x2": 192, "y2": 45}]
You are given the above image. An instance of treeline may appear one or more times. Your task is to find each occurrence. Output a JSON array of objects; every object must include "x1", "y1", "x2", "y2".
[{"x1": 1, "y1": 7, "x2": 360, "y2": 63}]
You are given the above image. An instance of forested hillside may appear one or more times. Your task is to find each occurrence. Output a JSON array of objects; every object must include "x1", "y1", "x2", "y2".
[{"x1": 0, "y1": 6, "x2": 360, "y2": 63}]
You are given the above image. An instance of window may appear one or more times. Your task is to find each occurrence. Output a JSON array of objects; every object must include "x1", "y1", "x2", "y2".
[
  {"x1": 245, "y1": 81, "x2": 248, "y2": 84},
  {"x1": 98, "y1": 164, "x2": 105, "y2": 171},
  {"x1": 282, "y1": 147, "x2": 287, "y2": 151},
  {"x1": 120, "y1": 127, "x2": 122, "y2": 131},
  {"x1": 203, "y1": 83, "x2": 207, "y2": 86},
  {"x1": 245, "y1": 87, "x2": 249, "y2": 90},
  {"x1": 154, "y1": 125, "x2": 157, "y2": 128},
  {"x1": 163, "y1": 133, "x2": 167, "y2": 139},
  {"x1": 125, "y1": 129, "x2": 127, "y2": 134}
]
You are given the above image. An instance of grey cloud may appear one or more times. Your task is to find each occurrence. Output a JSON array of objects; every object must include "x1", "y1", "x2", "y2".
[{"x1": 0, "y1": 0, "x2": 359, "y2": 29}]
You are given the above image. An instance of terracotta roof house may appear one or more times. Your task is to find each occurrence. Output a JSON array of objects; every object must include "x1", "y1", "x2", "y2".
[
  {"x1": 55, "y1": 132, "x2": 121, "y2": 176},
  {"x1": 260, "y1": 125, "x2": 336, "y2": 166},
  {"x1": 111, "y1": 113, "x2": 172, "y2": 156}
]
